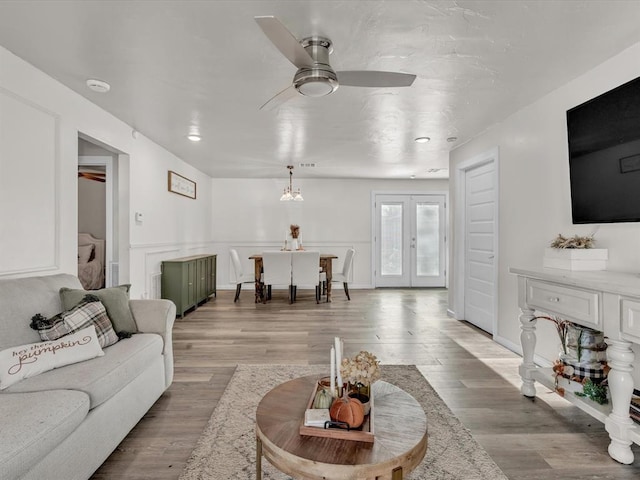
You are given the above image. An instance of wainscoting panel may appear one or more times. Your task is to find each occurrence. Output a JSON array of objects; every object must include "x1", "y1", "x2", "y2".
[{"x1": 0, "y1": 88, "x2": 59, "y2": 276}]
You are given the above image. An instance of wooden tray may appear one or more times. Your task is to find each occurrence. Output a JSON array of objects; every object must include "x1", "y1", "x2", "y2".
[{"x1": 299, "y1": 381, "x2": 375, "y2": 443}]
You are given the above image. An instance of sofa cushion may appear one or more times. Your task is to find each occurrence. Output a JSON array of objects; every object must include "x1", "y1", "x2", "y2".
[
  {"x1": 60, "y1": 285, "x2": 138, "y2": 335},
  {"x1": 0, "y1": 389, "x2": 90, "y2": 479},
  {"x1": 0, "y1": 274, "x2": 83, "y2": 351},
  {"x1": 4, "y1": 333, "x2": 163, "y2": 409},
  {"x1": 31, "y1": 294, "x2": 119, "y2": 348},
  {"x1": 0, "y1": 325, "x2": 105, "y2": 390}
]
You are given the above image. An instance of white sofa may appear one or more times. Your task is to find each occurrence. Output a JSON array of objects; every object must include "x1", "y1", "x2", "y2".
[{"x1": 0, "y1": 274, "x2": 176, "y2": 480}]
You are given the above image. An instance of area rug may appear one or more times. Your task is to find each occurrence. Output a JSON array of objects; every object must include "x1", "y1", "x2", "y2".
[{"x1": 179, "y1": 364, "x2": 508, "y2": 480}]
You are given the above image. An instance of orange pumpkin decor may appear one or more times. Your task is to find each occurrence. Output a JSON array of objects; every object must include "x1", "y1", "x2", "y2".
[{"x1": 329, "y1": 394, "x2": 364, "y2": 428}]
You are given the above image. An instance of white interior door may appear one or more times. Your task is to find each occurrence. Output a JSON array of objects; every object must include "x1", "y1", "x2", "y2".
[
  {"x1": 464, "y1": 161, "x2": 496, "y2": 333},
  {"x1": 374, "y1": 194, "x2": 446, "y2": 287}
]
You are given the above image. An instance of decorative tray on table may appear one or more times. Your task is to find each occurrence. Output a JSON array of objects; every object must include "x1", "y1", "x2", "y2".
[{"x1": 299, "y1": 382, "x2": 375, "y2": 443}]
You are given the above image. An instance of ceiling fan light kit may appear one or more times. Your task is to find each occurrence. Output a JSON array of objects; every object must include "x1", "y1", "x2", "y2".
[
  {"x1": 294, "y1": 37, "x2": 338, "y2": 97},
  {"x1": 295, "y1": 68, "x2": 338, "y2": 97}
]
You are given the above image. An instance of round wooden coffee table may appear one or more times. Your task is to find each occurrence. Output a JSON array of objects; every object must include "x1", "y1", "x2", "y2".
[{"x1": 256, "y1": 375, "x2": 428, "y2": 480}]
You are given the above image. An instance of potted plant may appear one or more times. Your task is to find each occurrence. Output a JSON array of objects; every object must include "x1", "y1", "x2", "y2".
[{"x1": 543, "y1": 233, "x2": 608, "y2": 270}]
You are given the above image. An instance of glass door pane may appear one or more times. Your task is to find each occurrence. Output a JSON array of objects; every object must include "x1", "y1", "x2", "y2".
[
  {"x1": 415, "y1": 203, "x2": 439, "y2": 277},
  {"x1": 381, "y1": 203, "x2": 403, "y2": 276}
]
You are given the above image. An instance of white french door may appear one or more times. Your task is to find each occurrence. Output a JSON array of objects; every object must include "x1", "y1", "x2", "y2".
[{"x1": 374, "y1": 194, "x2": 446, "y2": 287}]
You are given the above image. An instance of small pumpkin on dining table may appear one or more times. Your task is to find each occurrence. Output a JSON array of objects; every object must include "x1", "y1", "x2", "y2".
[{"x1": 329, "y1": 394, "x2": 364, "y2": 428}]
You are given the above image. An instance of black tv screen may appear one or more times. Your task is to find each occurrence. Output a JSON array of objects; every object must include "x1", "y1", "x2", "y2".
[{"x1": 567, "y1": 75, "x2": 640, "y2": 224}]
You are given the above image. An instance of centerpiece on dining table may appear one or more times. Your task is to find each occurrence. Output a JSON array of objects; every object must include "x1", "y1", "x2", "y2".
[{"x1": 284, "y1": 224, "x2": 303, "y2": 251}]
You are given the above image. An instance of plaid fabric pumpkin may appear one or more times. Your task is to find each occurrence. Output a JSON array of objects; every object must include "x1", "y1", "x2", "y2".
[
  {"x1": 560, "y1": 358, "x2": 608, "y2": 385},
  {"x1": 30, "y1": 294, "x2": 118, "y2": 348}
]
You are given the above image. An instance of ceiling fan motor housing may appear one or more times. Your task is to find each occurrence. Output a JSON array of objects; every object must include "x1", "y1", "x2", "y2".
[{"x1": 294, "y1": 36, "x2": 338, "y2": 97}]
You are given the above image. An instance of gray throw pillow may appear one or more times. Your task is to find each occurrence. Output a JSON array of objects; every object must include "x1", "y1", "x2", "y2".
[{"x1": 59, "y1": 285, "x2": 138, "y2": 334}]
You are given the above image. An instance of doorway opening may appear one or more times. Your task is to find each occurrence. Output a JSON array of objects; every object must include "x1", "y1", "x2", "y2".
[{"x1": 78, "y1": 136, "x2": 119, "y2": 288}]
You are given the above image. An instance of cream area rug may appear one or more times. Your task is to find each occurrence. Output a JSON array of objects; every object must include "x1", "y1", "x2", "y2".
[{"x1": 179, "y1": 364, "x2": 508, "y2": 480}]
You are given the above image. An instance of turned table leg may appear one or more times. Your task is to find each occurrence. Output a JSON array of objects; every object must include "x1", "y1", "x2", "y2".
[
  {"x1": 519, "y1": 307, "x2": 538, "y2": 398},
  {"x1": 604, "y1": 339, "x2": 635, "y2": 464},
  {"x1": 325, "y1": 259, "x2": 333, "y2": 302},
  {"x1": 254, "y1": 258, "x2": 263, "y2": 303}
]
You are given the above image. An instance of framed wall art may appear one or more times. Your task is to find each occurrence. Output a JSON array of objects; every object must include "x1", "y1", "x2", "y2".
[{"x1": 168, "y1": 170, "x2": 196, "y2": 199}]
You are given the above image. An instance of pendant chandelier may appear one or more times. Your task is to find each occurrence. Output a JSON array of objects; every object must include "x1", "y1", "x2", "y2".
[{"x1": 280, "y1": 165, "x2": 303, "y2": 201}]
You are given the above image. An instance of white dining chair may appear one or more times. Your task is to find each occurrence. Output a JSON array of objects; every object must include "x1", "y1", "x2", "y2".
[
  {"x1": 332, "y1": 248, "x2": 355, "y2": 300},
  {"x1": 230, "y1": 249, "x2": 255, "y2": 302},
  {"x1": 291, "y1": 251, "x2": 322, "y2": 303},
  {"x1": 262, "y1": 251, "x2": 293, "y2": 302}
]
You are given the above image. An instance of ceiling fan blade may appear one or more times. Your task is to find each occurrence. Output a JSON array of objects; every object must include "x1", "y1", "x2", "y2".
[
  {"x1": 259, "y1": 84, "x2": 299, "y2": 111},
  {"x1": 255, "y1": 16, "x2": 315, "y2": 69},
  {"x1": 336, "y1": 71, "x2": 416, "y2": 88}
]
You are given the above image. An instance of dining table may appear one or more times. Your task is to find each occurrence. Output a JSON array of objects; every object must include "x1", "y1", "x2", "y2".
[{"x1": 249, "y1": 252, "x2": 338, "y2": 303}]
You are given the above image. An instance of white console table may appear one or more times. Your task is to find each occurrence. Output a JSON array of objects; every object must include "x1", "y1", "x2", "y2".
[{"x1": 510, "y1": 267, "x2": 640, "y2": 464}]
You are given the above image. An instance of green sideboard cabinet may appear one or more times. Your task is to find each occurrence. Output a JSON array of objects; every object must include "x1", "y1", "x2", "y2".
[{"x1": 161, "y1": 254, "x2": 216, "y2": 317}]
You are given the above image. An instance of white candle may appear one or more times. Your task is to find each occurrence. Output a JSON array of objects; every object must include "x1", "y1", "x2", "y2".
[
  {"x1": 335, "y1": 337, "x2": 342, "y2": 389},
  {"x1": 330, "y1": 346, "x2": 336, "y2": 394}
]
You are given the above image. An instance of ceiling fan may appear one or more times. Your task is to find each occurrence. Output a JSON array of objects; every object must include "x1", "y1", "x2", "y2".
[{"x1": 255, "y1": 16, "x2": 416, "y2": 110}]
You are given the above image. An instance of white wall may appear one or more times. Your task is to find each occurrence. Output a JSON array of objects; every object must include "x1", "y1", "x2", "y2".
[
  {"x1": 211, "y1": 178, "x2": 448, "y2": 289},
  {"x1": 449, "y1": 42, "x2": 640, "y2": 372},
  {"x1": 0, "y1": 45, "x2": 213, "y2": 299}
]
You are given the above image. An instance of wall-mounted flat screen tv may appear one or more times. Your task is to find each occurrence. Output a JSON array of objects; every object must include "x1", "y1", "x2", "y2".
[{"x1": 567, "y1": 75, "x2": 640, "y2": 224}]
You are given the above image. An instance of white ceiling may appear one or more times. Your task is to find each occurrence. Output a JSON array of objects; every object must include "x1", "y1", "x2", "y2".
[{"x1": 0, "y1": 1, "x2": 639, "y2": 180}]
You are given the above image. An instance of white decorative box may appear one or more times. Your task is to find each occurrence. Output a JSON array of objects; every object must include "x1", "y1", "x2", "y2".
[{"x1": 543, "y1": 248, "x2": 608, "y2": 271}]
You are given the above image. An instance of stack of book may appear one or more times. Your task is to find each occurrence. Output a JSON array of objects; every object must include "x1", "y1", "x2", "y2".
[
  {"x1": 304, "y1": 408, "x2": 330, "y2": 428},
  {"x1": 630, "y1": 389, "x2": 640, "y2": 425}
]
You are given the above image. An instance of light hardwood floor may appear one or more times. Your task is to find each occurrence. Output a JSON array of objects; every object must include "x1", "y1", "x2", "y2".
[{"x1": 92, "y1": 287, "x2": 640, "y2": 479}]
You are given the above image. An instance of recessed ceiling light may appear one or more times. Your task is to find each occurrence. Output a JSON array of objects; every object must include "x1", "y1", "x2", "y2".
[
  {"x1": 187, "y1": 134, "x2": 201, "y2": 142},
  {"x1": 86, "y1": 79, "x2": 110, "y2": 93},
  {"x1": 447, "y1": 136, "x2": 458, "y2": 142},
  {"x1": 414, "y1": 137, "x2": 430, "y2": 143}
]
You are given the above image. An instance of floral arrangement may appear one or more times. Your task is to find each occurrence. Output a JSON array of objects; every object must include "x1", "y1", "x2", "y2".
[
  {"x1": 290, "y1": 224, "x2": 300, "y2": 239},
  {"x1": 550, "y1": 233, "x2": 595, "y2": 249},
  {"x1": 340, "y1": 350, "x2": 381, "y2": 387}
]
